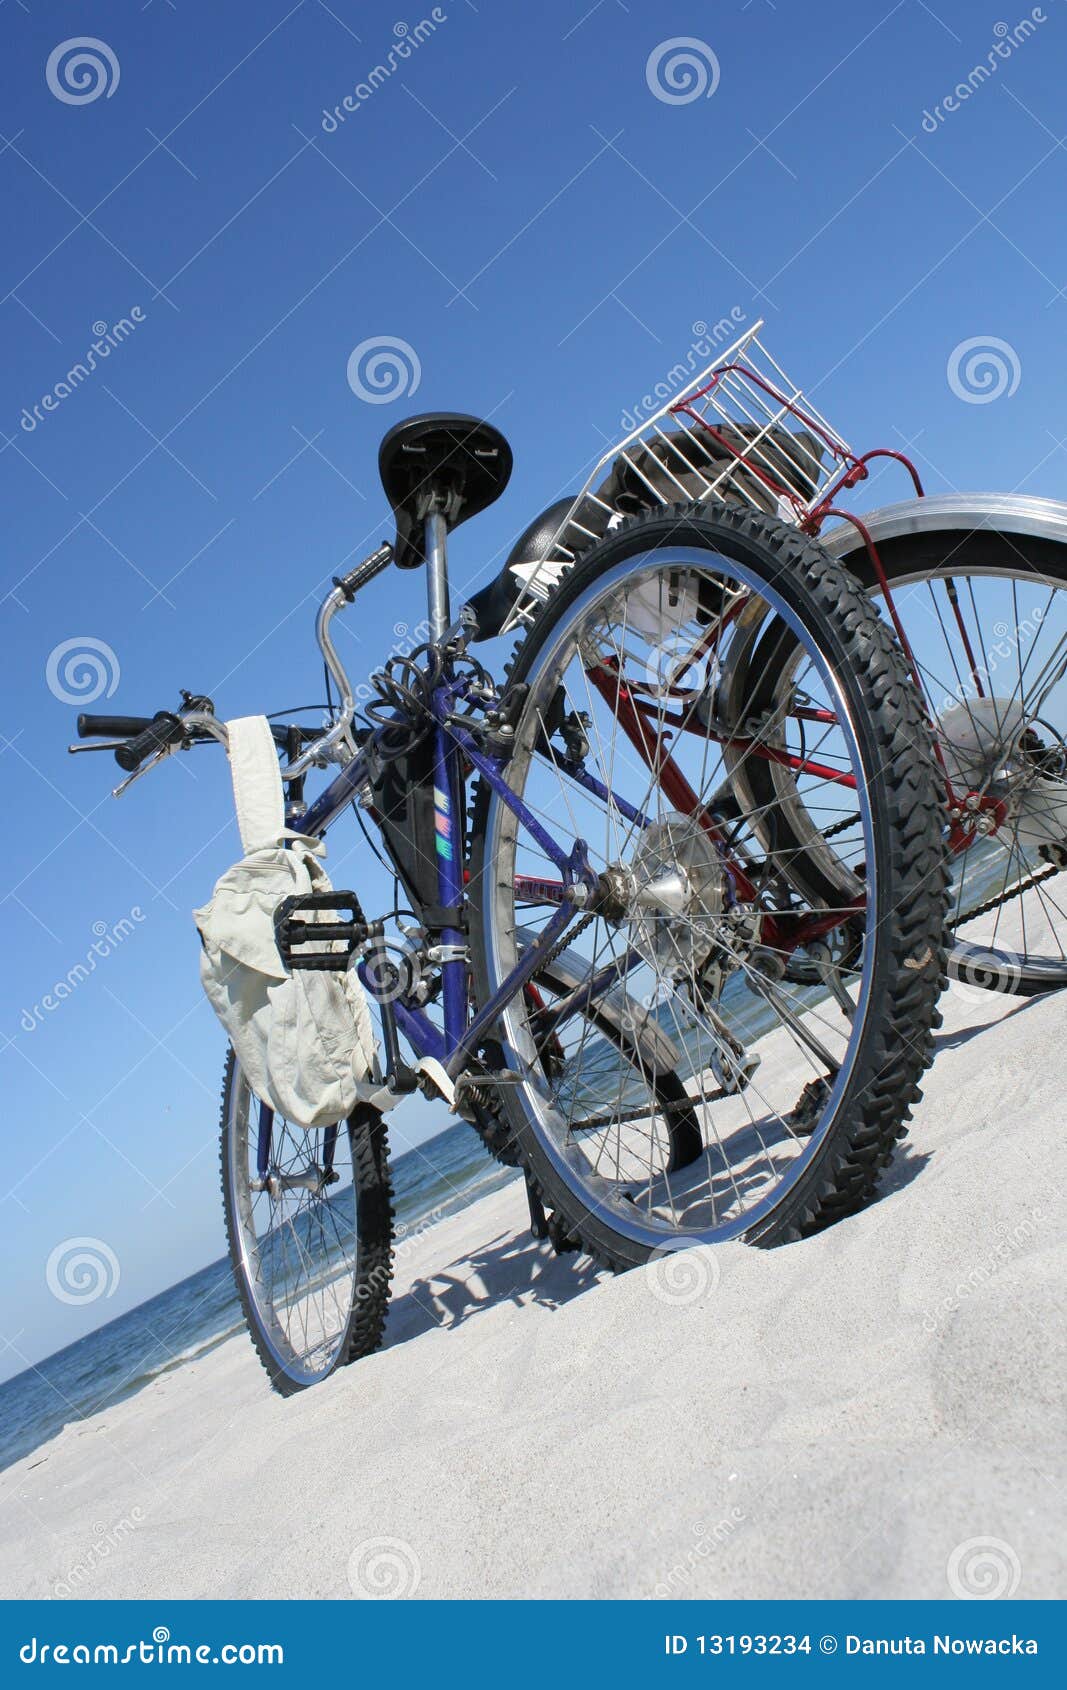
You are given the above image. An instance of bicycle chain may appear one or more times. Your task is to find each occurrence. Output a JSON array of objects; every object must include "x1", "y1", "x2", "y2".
[
  {"x1": 947, "y1": 861, "x2": 1061, "y2": 929},
  {"x1": 771, "y1": 808, "x2": 1062, "y2": 928},
  {"x1": 532, "y1": 909, "x2": 598, "y2": 980}
]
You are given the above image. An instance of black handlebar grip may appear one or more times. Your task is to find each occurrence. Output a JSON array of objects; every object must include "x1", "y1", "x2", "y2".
[
  {"x1": 78, "y1": 713, "x2": 154, "y2": 740},
  {"x1": 333, "y1": 542, "x2": 393, "y2": 603},
  {"x1": 114, "y1": 712, "x2": 182, "y2": 772}
]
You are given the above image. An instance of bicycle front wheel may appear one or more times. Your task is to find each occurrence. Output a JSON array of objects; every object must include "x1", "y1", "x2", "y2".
[
  {"x1": 470, "y1": 505, "x2": 948, "y2": 1269},
  {"x1": 220, "y1": 1050, "x2": 394, "y2": 1394}
]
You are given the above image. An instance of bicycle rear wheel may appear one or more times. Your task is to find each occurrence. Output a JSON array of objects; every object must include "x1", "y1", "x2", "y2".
[
  {"x1": 470, "y1": 505, "x2": 948, "y2": 1268},
  {"x1": 862, "y1": 531, "x2": 1067, "y2": 994},
  {"x1": 220, "y1": 1049, "x2": 394, "y2": 1394},
  {"x1": 742, "y1": 530, "x2": 1067, "y2": 995}
]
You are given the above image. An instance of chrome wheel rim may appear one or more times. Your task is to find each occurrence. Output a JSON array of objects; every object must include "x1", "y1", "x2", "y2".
[
  {"x1": 480, "y1": 546, "x2": 881, "y2": 1247},
  {"x1": 226, "y1": 1065, "x2": 358, "y2": 1384},
  {"x1": 872, "y1": 563, "x2": 1067, "y2": 979}
]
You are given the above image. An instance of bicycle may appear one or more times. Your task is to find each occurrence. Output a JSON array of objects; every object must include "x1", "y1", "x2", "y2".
[
  {"x1": 72, "y1": 343, "x2": 950, "y2": 1392},
  {"x1": 467, "y1": 322, "x2": 1067, "y2": 1001}
]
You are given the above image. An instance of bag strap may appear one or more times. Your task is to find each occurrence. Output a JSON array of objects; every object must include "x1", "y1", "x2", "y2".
[{"x1": 226, "y1": 716, "x2": 285, "y2": 853}]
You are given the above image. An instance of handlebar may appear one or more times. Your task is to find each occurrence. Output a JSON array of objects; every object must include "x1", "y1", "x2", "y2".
[
  {"x1": 114, "y1": 711, "x2": 183, "y2": 772},
  {"x1": 77, "y1": 712, "x2": 155, "y2": 740},
  {"x1": 282, "y1": 541, "x2": 393, "y2": 780},
  {"x1": 333, "y1": 542, "x2": 393, "y2": 603}
]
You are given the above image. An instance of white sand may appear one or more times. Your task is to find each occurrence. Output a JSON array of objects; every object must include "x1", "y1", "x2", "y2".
[{"x1": 2, "y1": 965, "x2": 1064, "y2": 1601}]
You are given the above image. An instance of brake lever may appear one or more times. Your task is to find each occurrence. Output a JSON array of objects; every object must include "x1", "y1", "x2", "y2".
[{"x1": 111, "y1": 743, "x2": 175, "y2": 798}]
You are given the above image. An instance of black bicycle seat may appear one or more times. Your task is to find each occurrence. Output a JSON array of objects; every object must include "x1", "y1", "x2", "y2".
[{"x1": 378, "y1": 413, "x2": 513, "y2": 569}]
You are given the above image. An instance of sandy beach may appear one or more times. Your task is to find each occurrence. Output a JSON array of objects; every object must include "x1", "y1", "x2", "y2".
[{"x1": 2, "y1": 958, "x2": 1064, "y2": 1602}]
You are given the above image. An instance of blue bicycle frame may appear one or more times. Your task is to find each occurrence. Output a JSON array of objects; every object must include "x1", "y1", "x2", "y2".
[{"x1": 295, "y1": 512, "x2": 598, "y2": 1085}]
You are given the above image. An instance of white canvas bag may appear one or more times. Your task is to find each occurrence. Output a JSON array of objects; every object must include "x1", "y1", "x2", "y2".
[{"x1": 193, "y1": 715, "x2": 375, "y2": 1128}]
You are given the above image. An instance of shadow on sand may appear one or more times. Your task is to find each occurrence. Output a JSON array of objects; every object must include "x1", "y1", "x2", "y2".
[
  {"x1": 382, "y1": 1225, "x2": 603, "y2": 1350},
  {"x1": 932, "y1": 988, "x2": 1052, "y2": 1054},
  {"x1": 382, "y1": 989, "x2": 1057, "y2": 1350}
]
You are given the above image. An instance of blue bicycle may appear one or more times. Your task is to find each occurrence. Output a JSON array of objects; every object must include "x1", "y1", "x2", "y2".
[{"x1": 72, "y1": 386, "x2": 948, "y2": 1393}]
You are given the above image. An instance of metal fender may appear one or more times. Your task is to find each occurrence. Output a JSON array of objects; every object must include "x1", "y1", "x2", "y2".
[{"x1": 819, "y1": 491, "x2": 1067, "y2": 562}]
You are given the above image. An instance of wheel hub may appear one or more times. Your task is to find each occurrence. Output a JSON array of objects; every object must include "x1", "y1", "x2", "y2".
[
  {"x1": 936, "y1": 697, "x2": 1067, "y2": 851},
  {"x1": 620, "y1": 814, "x2": 724, "y2": 976}
]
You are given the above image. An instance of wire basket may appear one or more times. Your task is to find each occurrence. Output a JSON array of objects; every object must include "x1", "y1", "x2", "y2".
[{"x1": 503, "y1": 319, "x2": 859, "y2": 632}]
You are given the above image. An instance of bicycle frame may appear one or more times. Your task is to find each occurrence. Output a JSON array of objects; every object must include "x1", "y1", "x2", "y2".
[
  {"x1": 296, "y1": 677, "x2": 596, "y2": 1083},
  {"x1": 290, "y1": 512, "x2": 876, "y2": 1095}
]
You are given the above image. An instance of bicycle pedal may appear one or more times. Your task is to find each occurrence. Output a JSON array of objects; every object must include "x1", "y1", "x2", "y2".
[{"x1": 274, "y1": 891, "x2": 368, "y2": 971}]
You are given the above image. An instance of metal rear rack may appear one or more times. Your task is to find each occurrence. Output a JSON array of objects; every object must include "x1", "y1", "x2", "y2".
[{"x1": 502, "y1": 319, "x2": 861, "y2": 633}]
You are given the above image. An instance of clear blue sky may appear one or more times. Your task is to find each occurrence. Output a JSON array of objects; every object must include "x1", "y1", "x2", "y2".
[{"x1": 3, "y1": 0, "x2": 1066, "y2": 1376}]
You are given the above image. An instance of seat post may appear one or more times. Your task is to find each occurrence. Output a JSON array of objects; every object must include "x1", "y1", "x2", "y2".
[{"x1": 424, "y1": 512, "x2": 451, "y2": 641}]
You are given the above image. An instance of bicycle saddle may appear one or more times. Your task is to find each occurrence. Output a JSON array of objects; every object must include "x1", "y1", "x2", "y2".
[{"x1": 378, "y1": 413, "x2": 513, "y2": 569}]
